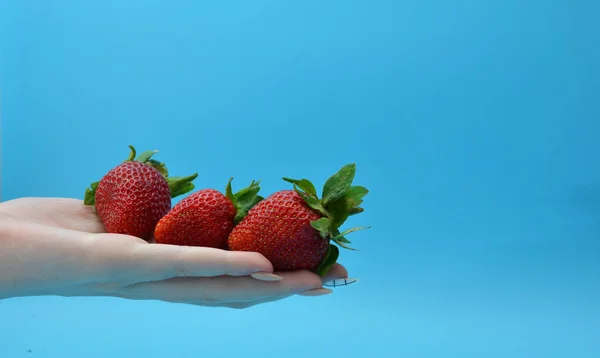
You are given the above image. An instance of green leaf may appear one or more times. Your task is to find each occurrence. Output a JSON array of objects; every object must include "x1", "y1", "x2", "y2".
[
  {"x1": 233, "y1": 210, "x2": 247, "y2": 224},
  {"x1": 335, "y1": 226, "x2": 371, "y2": 238},
  {"x1": 135, "y1": 150, "x2": 158, "y2": 163},
  {"x1": 283, "y1": 177, "x2": 318, "y2": 198},
  {"x1": 329, "y1": 228, "x2": 351, "y2": 243},
  {"x1": 83, "y1": 181, "x2": 99, "y2": 206},
  {"x1": 316, "y1": 245, "x2": 339, "y2": 276},
  {"x1": 249, "y1": 195, "x2": 264, "y2": 208},
  {"x1": 166, "y1": 174, "x2": 198, "y2": 198},
  {"x1": 125, "y1": 145, "x2": 137, "y2": 161},
  {"x1": 225, "y1": 177, "x2": 235, "y2": 202},
  {"x1": 228, "y1": 179, "x2": 263, "y2": 224},
  {"x1": 147, "y1": 159, "x2": 169, "y2": 177},
  {"x1": 333, "y1": 235, "x2": 351, "y2": 243},
  {"x1": 169, "y1": 183, "x2": 195, "y2": 198},
  {"x1": 310, "y1": 217, "x2": 332, "y2": 238},
  {"x1": 332, "y1": 237, "x2": 357, "y2": 250},
  {"x1": 322, "y1": 163, "x2": 356, "y2": 206},
  {"x1": 233, "y1": 180, "x2": 260, "y2": 199},
  {"x1": 295, "y1": 186, "x2": 327, "y2": 216},
  {"x1": 327, "y1": 196, "x2": 354, "y2": 229},
  {"x1": 349, "y1": 207, "x2": 364, "y2": 216},
  {"x1": 236, "y1": 186, "x2": 261, "y2": 208},
  {"x1": 346, "y1": 185, "x2": 369, "y2": 207}
]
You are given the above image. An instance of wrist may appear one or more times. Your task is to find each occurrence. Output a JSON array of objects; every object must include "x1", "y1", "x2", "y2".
[{"x1": 0, "y1": 217, "x2": 71, "y2": 299}]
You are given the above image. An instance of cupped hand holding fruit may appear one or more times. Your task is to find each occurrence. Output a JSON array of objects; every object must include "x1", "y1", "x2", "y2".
[
  {"x1": 71, "y1": 145, "x2": 365, "y2": 305},
  {"x1": 0, "y1": 197, "x2": 345, "y2": 307}
]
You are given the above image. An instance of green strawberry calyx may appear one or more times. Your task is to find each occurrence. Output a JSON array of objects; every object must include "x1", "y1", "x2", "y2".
[
  {"x1": 225, "y1": 178, "x2": 264, "y2": 225},
  {"x1": 83, "y1": 145, "x2": 198, "y2": 206},
  {"x1": 283, "y1": 163, "x2": 370, "y2": 276}
]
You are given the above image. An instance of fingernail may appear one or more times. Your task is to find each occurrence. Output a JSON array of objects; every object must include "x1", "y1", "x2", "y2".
[
  {"x1": 298, "y1": 288, "x2": 333, "y2": 297},
  {"x1": 251, "y1": 272, "x2": 283, "y2": 281},
  {"x1": 323, "y1": 278, "x2": 358, "y2": 288}
]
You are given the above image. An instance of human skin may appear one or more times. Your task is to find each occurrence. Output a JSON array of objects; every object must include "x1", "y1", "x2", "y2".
[{"x1": 0, "y1": 197, "x2": 350, "y2": 309}]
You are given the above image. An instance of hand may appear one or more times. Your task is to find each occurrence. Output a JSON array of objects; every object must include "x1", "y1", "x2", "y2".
[{"x1": 0, "y1": 197, "x2": 353, "y2": 308}]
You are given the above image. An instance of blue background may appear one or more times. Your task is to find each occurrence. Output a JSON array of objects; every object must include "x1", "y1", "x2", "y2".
[{"x1": 1, "y1": 0, "x2": 599, "y2": 357}]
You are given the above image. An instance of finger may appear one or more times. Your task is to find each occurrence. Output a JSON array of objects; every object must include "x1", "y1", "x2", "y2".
[
  {"x1": 120, "y1": 269, "x2": 324, "y2": 304},
  {"x1": 321, "y1": 263, "x2": 348, "y2": 283},
  {"x1": 320, "y1": 263, "x2": 358, "y2": 288},
  {"x1": 122, "y1": 243, "x2": 275, "y2": 282}
]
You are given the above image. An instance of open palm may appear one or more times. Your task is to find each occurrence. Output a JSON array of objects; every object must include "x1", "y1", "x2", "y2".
[{"x1": 0, "y1": 197, "x2": 350, "y2": 308}]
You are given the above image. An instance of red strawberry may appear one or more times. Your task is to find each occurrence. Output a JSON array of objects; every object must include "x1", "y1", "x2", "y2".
[
  {"x1": 153, "y1": 178, "x2": 263, "y2": 249},
  {"x1": 83, "y1": 145, "x2": 197, "y2": 241},
  {"x1": 227, "y1": 164, "x2": 369, "y2": 276}
]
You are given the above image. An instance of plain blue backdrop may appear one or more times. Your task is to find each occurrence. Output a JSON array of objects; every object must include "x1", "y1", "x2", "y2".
[{"x1": 1, "y1": 1, "x2": 599, "y2": 357}]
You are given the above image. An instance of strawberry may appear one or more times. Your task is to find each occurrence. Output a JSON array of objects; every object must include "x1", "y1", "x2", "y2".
[
  {"x1": 227, "y1": 164, "x2": 369, "y2": 276},
  {"x1": 153, "y1": 178, "x2": 263, "y2": 249},
  {"x1": 83, "y1": 145, "x2": 198, "y2": 241}
]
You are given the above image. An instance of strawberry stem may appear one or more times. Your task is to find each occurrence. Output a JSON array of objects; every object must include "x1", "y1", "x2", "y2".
[{"x1": 225, "y1": 178, "x2": 264, "y2": 224}]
